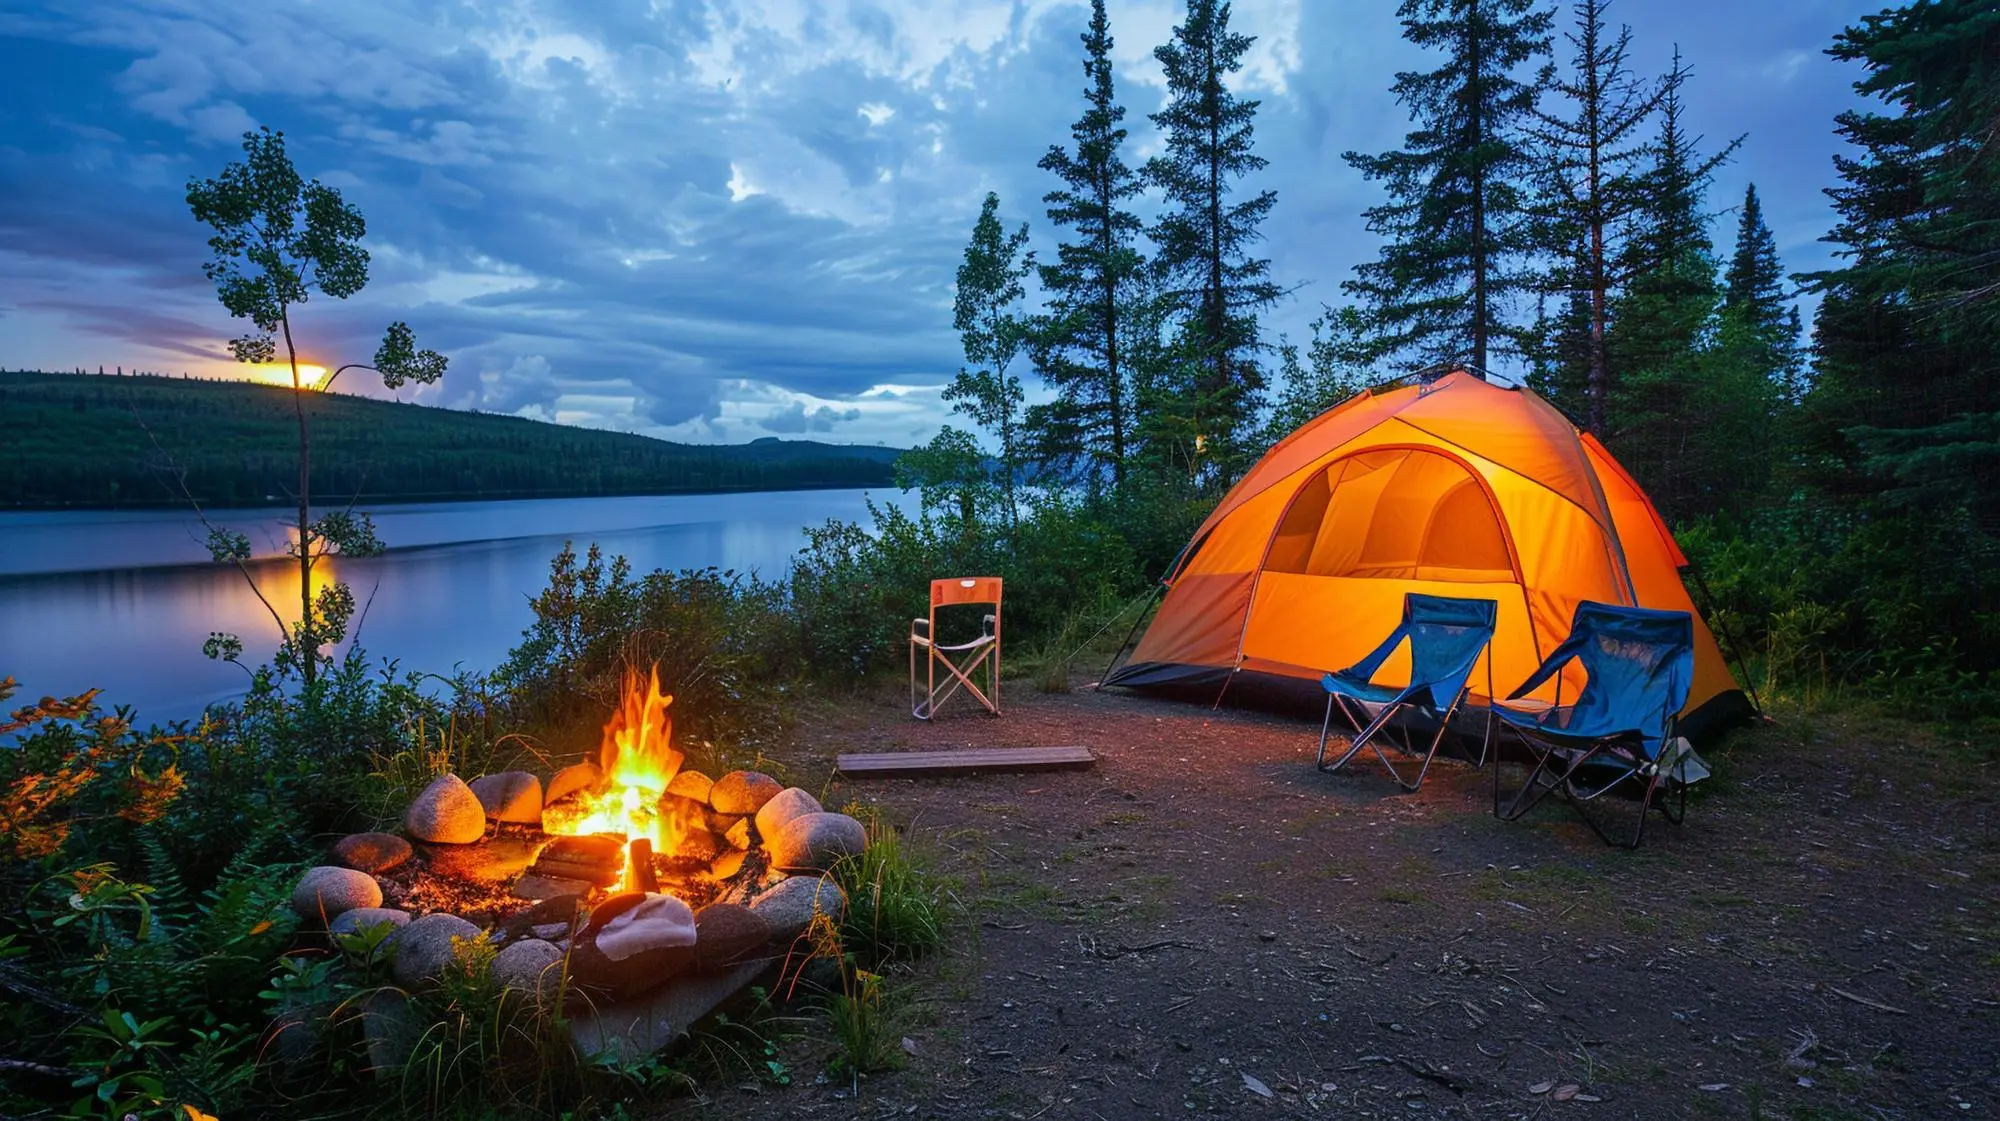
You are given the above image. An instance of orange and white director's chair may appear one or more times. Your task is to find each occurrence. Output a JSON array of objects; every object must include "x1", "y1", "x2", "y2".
[{"x1": 909, "y1": 577, "x2": 1002, "y2": 720}]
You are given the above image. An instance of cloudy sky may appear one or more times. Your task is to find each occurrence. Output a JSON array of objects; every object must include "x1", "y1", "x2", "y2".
[{"x1": 0, "y1": 0, "x2": 1879, "y2": 448}]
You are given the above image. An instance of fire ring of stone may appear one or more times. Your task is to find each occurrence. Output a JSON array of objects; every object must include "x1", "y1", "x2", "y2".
[{"x1": 315, "y1": 669, "x2": 872, "y2": 1026}]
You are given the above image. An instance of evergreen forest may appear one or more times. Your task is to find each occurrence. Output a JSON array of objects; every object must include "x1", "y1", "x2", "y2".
[{"x1": 0, "y1": 370, "x2": 900, "y2": 507}]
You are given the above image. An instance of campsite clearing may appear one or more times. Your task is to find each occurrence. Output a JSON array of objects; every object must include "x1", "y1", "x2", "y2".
[{"x1": 654, "y1": 681, "x2": 1997, "y2": 1120}]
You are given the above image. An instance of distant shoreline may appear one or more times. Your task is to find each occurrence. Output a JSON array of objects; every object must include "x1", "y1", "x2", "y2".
[
  {"x1": 0, "y1": 369, "x2": 906, "y2": 509},
  {"x1": 0, "y1": 477, "x2": 895, "y2": 513}
]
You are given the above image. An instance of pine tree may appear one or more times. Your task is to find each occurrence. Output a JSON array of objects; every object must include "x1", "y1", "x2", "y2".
[
  {"x1": 1803, "y1": 0, "x2": 2000, "y2": 524},
  {"x1": 1605, "y1": 50, "x2": 1747, "y2": 520},
  {"x1": 1145, "y1": 0, "x2": 1282, "y2": 469},
  {"x1": 1345, "y1": 0, "x2": 1552, "y2": 375},
  {"x1": 1030, "y1": 0, "x2": 1147, "y2": 487},
  {"x1": 946, "y1": 192, "x2": 1033, "y2": 525},
  {"x1": 1526, "y1": 0, "x2": 1659, "y2": 432},
  {"x1": 1723, "y1": 185, "x2": 1782, "y2": 322},
  {"x1": 1719, "y1": 183, "x2": 1803, "y2": 399}
]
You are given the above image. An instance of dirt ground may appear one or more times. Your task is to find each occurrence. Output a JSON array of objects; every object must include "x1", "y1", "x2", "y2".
[{"x1": 652, "y1": 678, "x2": 1999, "y2": 1121}]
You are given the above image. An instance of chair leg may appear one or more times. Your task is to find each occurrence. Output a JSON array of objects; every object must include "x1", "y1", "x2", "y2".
[
  {"x1": 1321, "y1": 696, "x2": 1396, "y2": 776},
  {"x1": 1496, "y1": 736, "x2": 1591, "y2": 823},
  {"x1": 1396, "y1": 690, "x2": 1466, "y2": 793},
  {"x1": 1316, "y1": 694, "x2": 1338, "y2": 769}
]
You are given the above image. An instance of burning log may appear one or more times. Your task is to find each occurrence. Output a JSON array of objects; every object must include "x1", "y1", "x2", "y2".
[
  {"x1": 529, "y1": 834, "x2": 626, "y2": 887},
  {"x1": 626, "y1": 838, "x2": 660, "y2": 894}
]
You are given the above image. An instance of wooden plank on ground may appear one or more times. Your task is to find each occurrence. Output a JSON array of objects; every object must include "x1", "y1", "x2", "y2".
[{"x1": 835, "y1": 745, "x2": 1096, "y2": 778}]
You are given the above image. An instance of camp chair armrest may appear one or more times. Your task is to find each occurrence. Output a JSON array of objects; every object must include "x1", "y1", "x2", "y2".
[
  {"x1": 982, "y1": 613, "x2": 997, "y2": 638},
  {"x1": 1506, "y1": 649, "x2": 1578, "y2": 700},
  {"x1": 911, "y1": 617, "x2": 930, "y2": 639}
]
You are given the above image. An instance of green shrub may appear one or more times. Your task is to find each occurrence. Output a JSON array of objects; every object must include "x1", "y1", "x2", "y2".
[
  {"x1": 1679, "y1": 503, "x2": 2000, "y2": 715},
  {"x1": 830, "y1": 811, "x2": 951, "y2": 968},
  {"x1": 496, "y1": 542, "x2": 789, "y2": 752}
]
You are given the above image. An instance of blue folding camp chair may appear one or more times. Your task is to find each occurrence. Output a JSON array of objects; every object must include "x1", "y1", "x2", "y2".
[
  {"x1": 1318, "y1": 593, "x2": 1498, "y2": 791},
  {"x1": 1492, "y1": 601, "x2": 1697, "y2": 848}
]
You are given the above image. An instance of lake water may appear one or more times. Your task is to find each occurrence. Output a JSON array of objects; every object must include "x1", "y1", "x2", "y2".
[{"x1": 0, "y1": 489, "x2": 906, "y2": 724}]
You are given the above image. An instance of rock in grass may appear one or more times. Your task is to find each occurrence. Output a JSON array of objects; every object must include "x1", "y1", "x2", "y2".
[
  {"x1": 754, "y1": 787, "x2": 822, "y2": 843},
  {"x1": 747, "y1": 875, "x2": 846, "y2": 943},
  {"x1": 332, "y1": 832, "x2": 413, "y2": 875},
  {"x1": 545, "y1": 761, "x2": 602, "y2": 806},
  {"x1": 292, "y1": 866, "x2": 382, "y2": 923},
  {"x1": 391, "y1": 913, "x2": 482, "y2": 988},
  {"x1": 692, "y1": 903, "x2": 771, "y2": 971},
  {"x1": 569, "y1": 892, "x2": 697, "y2": 1000},
  {"x1": 405, "y1": 774, "x2": 486, "y2": 844},
  {"x1": 492, "y1": 938, "x2": 567, "y2": 1000},
  {"x1": 766, "y1": 812, "x2": 866, "y2": 873},
  {"x1": 708, "y1": 771, "x2": 782, "y2": 815},
  {"x1": 665, "y1": 770, "x2": 713, "y2": 803},
  {"x1": 329, "y1": 907, "x2": 411, "y2": 938},
  {"x1": 467, "y1": 771, "x2": 543, "y2": 824},
  {"x1": 355, "y1": 990, "x2": 420, "y2": 1078}
]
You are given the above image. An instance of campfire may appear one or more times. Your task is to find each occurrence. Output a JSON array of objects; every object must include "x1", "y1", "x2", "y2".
[
  {"x1": 539, "y1": 667, "x2": 704, "y2": 894},
  {"x1": 290, "y1": 660, "x2": 871, "y2": 1043}
]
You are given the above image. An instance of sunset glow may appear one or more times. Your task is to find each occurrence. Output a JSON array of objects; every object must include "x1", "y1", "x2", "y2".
[{"x1": 244, "y1": 362, "x2": 327, "y2": 388}]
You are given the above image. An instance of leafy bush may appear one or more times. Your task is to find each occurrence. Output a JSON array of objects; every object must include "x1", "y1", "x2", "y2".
[
  {"x1": 1680, "y1": 503, "x2": 2000, "y2": 715},
  {"x1": 495, "y1": 542, "x2": 790, "y2": 751}
]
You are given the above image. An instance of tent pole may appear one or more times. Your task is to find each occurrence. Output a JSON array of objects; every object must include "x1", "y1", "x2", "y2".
[
  {"x1": 1094, "y1": 583, "x2": 1165, "y2": 690},
  {"x1": 1686, "y1": 561, "x2": 1765, "y2": 718}
]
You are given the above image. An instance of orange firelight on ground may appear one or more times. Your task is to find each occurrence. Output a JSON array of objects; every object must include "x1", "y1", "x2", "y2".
[
  {"x1": 540, "y1": 667, "x2": 692, "y2": 862},
  {"x1": 244, "y1": 362, "x2": 328, "y2": 388}
]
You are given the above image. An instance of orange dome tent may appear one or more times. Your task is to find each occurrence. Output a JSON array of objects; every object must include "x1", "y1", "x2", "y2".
[{"x1": 1104, "y1": 370, "x2": 1750, "y2": 740}]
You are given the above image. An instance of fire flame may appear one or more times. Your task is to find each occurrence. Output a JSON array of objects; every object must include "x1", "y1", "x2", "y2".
[{"x1": 541, "y1": 666, "x2": 691, "y2": 854}]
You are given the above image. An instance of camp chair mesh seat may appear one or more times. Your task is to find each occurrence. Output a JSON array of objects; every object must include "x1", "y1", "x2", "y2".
[
  {"x1": 1492, "y1": 601, "x2": 1697, "y2": 848},
  {"x1": 909, "y1": 577, "x2": 1002, "y2": 720},
  {"x1": 1318, "y1": 593, "x2": 1497, "y2": 791}
]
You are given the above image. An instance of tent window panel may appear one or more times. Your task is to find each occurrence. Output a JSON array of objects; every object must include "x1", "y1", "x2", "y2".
[
  {"x1": 1265, "y1": 470, "x2": 1330, "y2": 573},
  {"x1": 1263, "y1": 448, "x2": 1516, "y2": 584}
]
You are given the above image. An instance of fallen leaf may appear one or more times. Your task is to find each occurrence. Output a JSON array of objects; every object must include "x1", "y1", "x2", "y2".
[
  {"x1": 1553, "y1": 1084, "x2": 1580, "y2": 1101},
  {"x1": 1699, "y1": 1083, "x2": 1730, "y2": 1092},
  {"x1": 901, "y1": 1037, "x2": 918, "y2": 1056},
  {"x1": 1243, "y1": 1073, "x2": 1274, "y2": 1099},
  {"x1": 1528, "y1": 1081, "x2": 1554, "y2": 1095},
  {"x1": 1320, "y1": 1082, "x2": 1338, "y2": 1092},
  {"x1": 1576, "y1": 1094, "x2": 1603, "y2": 1102}
]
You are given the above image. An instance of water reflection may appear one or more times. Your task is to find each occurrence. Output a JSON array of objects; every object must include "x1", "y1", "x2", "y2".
[{"x1": 0, "y1": 490, "x2": 899, "y2": 722}]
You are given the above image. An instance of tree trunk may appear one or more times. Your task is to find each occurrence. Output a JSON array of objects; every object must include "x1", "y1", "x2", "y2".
[
  {"x1": 1469, "y1": 22, "x2": 1488, "y2": 375},
  {"x1": 281, "y1": 310, "x2": 314, "y2": 684},
  {"x1": 1584, "y1": 2, "x2": 1609, "y2": 436},
  {"x1": 1205, "y1": 35, "x2": 1228, "y2": 417},
  {"x1": 1101, "y1": 174, "x2": 1126, "y2": 487}
]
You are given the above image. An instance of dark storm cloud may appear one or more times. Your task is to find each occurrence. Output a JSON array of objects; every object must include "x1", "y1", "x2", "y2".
[{"x1": 0, "y1": 0, "x2": 1879, "y2": 442}]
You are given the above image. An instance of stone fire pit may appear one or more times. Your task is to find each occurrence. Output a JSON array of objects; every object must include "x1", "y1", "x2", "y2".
[{"x1": 288, "y1": 674, "x2": 865, "y2": 1061}]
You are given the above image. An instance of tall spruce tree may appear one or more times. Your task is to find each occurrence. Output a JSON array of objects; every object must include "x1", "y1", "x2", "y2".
[
  {"x1": 1145, "y1": 0, "x2": 1282, "y2": 469},
  {"x1": 1345, "y1": 0, "x2": 1552, "y2": 374},
  {"x1": 946, "y1": 192, "x2": 1033, "y2": 524},
  {"x1": 1803, "y1": 0, "x2": 2000, "y2": 524},
  {"x1": 1719, "y1": 183, "x2": 1804, "y2": 398},
  {"x1": 1607, "y1": 49, "x2": 1750, "y2": 519},
  {"x1": 1526, "y1": 0, "x2": 1660, "y2": 432},
  {"x1": 1030, "y1": 0, "x2": 1147, "y2": 487}
]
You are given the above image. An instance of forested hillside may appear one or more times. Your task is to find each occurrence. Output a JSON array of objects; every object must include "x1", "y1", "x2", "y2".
[{"x1": 0, "y1": 370, "x2": 901, "y2": 507}]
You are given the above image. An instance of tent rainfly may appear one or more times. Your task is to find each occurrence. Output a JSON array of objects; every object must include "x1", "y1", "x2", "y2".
[{"x1": 1104, "y1": 370, "x2": 1750, "y2": 741}]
